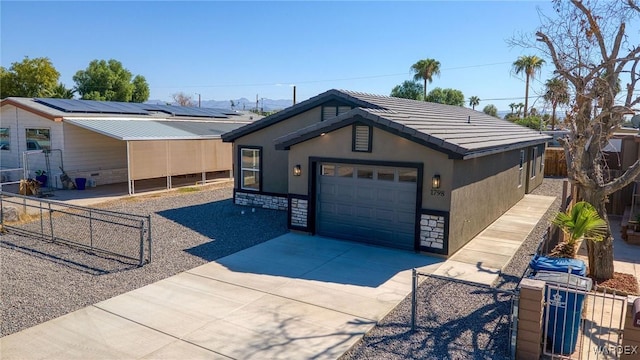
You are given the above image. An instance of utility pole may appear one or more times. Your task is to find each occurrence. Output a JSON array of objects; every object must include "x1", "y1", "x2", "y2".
[
  {"x1": 255, "y1": 94, "x2": 259, "y2": 113},
  {"x1": 293, "y1": 85, "x2": 296, "y2": 105},
  {"x1": 195, "y1": 93, "x2": 201, "y2": 108}
]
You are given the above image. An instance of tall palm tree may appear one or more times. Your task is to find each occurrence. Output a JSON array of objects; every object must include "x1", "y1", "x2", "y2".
[
  {"x1": 468, "y1": 96, "x2": 480, "y2": 110},
  {"x1": 508, "y1": 102, "x2": 517, "y2": 114},
  {"x1": 516, "y1": 103, "x2": 525, "y2": 117},
  {"x1": 512, "y1": 55, "x2": 545, "y2": 117},
  {"x1": 544, "y1": 77, "x2": 569, "y2": 130},
  {"x1": 411, "y1": 58, "x2": 441, "y2": 101}
]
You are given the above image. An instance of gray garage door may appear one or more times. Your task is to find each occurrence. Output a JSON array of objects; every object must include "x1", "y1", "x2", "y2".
[{"x1": 317, "y1": 163, "x2": 418, "y2": 250}]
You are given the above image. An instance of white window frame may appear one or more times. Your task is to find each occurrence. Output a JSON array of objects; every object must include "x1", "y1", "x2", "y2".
[
  {"x1": 0, "y1": 127, "x2": 10, "y2": 151},
  {"x1": 240, "y1": 148, "x2": 260, "y2": 191},
  {"x1": 530, "y1": 147, "x2": 538, "y2": 178},
  {"x1": 518, "y1": 150, "x2": 525, "y2": 188}
]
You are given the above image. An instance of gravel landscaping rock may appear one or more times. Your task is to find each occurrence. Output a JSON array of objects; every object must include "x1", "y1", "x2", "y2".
[
  {"x1": 341, "y1": 178, "x2": 565, "y2": 360},
  {"x1": 0, "y1": 184, "x2": 287, "y2": 336}
]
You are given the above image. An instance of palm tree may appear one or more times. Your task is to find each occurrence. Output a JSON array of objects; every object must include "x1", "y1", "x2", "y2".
[
  {"x1": 46, "y1": 83, "x2": 75, "y2": 99},
  {"x1": 543, "y1": 78, "x2": 569, "y2": 131},
  {"x1": 411, "y1": 59, "x2": 441, "y2": 101},
  {"x1": 516, "y1": 103, "x2": 525, "y2": 117},
  {"x1": 468, "y1": 96, "x2": 480, "y2": 110},
  {"x1": 551, "y1": 201, "x2": 607, "y2": 258},
  {"x1": 512, "y1": 55, "x2": 545, "y2": 117}
]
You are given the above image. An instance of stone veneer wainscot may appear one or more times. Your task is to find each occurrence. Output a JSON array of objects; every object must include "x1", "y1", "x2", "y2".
[
  {"x1": 235, "y1": 192, "x2": 288, "y2": 210},
  {"x1": 290, "y1": 198, "x2": 308, "y2": 228},
  {"x1": 420, "y1": 214, "x2": 445, "y2": 249}
]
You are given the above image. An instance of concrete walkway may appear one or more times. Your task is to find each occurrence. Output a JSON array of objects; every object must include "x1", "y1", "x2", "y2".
[
  {"x1": 0, "y1": 234, "x2": 442, "y2": 360},
  {"x1": 433, "y1": 194, "x2": 556, "y2": 285},
  {"x1": 0, "y1": 192, "x2": 558, "y2": 359}
]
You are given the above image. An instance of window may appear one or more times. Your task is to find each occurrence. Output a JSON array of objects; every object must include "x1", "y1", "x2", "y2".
[
  {"x1": 530, "y1": 147, "x2": 538, "y2": 178},
  {"x1": 399, "y1": 169, "x2": 417, "y2": 183},
  {"x1": 321, "y1": 164, "x2": 335, "y2": 176},
  {"x1": 25, "y1": 128, "x2": 50, "y2": 150},
  {"x1": 337, "y1": 166, "x2": 353, "y2": 177},
  {"x1": 377, "y1": 168, "x2": 395, "y2": 181},
  {"x1": 240, "y1": 148, "x2": 260, "y2": 191},
  {"x1": 357, "y1": 168, "x2": 374, "y2": 179},
  {"x1": 0, "y1": 128, "x2": 9, "y2": 150},
  {"x1": 321, "y1": 105, "x2": 352, "y2": 121},
  {"x1": 518, "y1": 150, "x2": 525, "y2": 187},
  {"x1": 352, "y1": 124, "x2": 372, "y2": 152}
]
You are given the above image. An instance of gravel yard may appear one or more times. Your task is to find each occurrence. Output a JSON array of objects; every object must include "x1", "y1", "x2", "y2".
[
  {"x1": 340, "y1": 178, "x2": 565, "y2": 360},
  {"x1": 0, "y1": 184, "x2": 287, "y2": 336}
]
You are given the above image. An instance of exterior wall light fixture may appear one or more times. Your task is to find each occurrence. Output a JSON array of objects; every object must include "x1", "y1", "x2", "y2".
[
  {"x1": 432, "y1": 174, "x2": 441, "y2": 189},
  {"x1": 293, "y1": 164, "x2": 302, "y2": 176}
]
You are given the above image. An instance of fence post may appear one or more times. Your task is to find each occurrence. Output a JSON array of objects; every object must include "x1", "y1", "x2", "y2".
[
  {"x1": 147, "y1": 215, "x2": 152, "y2": 263},
  {"x1": 516, "y1": 278, "x2": 545, "y2": 360},
  {"x1": 139, "y1": 220, "x2": 145, "y2": 266},
  {"x1": 89, "y1": 209, "x2": 93, "y2": 251},
  {"x1": 39, "y1": 199, "x2": 44, "y2": 236},
  {"x1": 411, "y1": 268, "x2": 417, "y2": 331},
  {"x1": 621, "y1": 296, "x2": 640, "y2": 359},
  {"x1": 48, "y1": 202, "x2": 54, "y2": 241}
]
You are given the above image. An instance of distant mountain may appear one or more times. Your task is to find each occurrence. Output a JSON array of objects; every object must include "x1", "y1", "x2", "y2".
[{"x1": 147, "y1": 98, "x2": 293, "y2": 112}]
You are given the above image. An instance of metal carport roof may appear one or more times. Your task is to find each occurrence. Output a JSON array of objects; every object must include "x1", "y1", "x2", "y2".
[{"x1": 64, "y1": 118, "x2": 245, "y2": 141}]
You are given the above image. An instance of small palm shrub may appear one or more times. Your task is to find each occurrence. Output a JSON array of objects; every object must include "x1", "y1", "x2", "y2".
[{"x1": 550, "y1": 201, "x2": 607, "y2": 258}]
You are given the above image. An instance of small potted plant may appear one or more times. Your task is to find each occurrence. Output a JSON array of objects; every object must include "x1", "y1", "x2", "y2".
[{"x1": 34, "y1": 170, "x2": 48, "y2": 187}]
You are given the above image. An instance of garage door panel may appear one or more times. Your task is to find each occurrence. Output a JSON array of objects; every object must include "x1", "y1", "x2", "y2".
[
  {"x1": 375, "y1": 208, "x2": 395, "y2": 222},
  {"x1": 317, "y1": 163, "x2": 418, "y2": 251}
]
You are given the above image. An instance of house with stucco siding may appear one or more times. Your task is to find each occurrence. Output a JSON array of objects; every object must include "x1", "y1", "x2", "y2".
[{"x1": 222, "y1": 89, "x2": 550, "y2": 257}]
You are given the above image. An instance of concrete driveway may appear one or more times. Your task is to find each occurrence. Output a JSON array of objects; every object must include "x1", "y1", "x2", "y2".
[{"x1": 0, "y1": 233, "x2": 441, "y2": 360}]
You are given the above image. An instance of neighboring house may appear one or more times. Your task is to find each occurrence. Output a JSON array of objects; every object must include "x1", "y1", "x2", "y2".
[
  {"x1": 604, "y1": 129, "x2": 640, "y2": 215},
  {"x1": 222, "y1": 89, "x2": 550, "y2": 256},
  {"x1": 0, "y1": 98, "x2": 258, "y2": 194}
]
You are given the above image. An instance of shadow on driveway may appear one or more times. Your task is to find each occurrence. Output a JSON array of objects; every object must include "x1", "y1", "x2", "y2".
[{"x1": 156, "y1": 199, "x2": 288, "y2": 261}]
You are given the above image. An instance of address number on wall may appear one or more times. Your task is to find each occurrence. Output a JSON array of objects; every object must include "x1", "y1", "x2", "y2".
[{"x1": 430, "y1": 189, "x2": 445, "y2": 196}]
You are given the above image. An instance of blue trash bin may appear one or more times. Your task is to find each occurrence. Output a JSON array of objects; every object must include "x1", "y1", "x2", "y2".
[
  {"x1": 533, "y1": 270, "x2": 592, "y2": 355},
  {"x1": 529, "y1": 255, "x2": 586, "y2": 276},
  {"x1": 75, "y1": 177, "x2": 87, "y2": 190}
]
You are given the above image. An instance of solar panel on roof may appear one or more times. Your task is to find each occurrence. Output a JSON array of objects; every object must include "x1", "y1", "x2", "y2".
[{"x1": 35, "y1": 98, "x2": 149, "y2": 115}]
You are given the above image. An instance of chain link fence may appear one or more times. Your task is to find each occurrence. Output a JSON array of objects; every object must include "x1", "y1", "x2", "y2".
[{"x1": 1, "y1": 191, "x2": 151, "y2": 266}]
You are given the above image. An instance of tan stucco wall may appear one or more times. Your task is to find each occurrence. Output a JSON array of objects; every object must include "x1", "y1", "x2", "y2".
[
  {"x1": 232, "y1": 107, "x2": 322, "y2": 194},
  {"x1": 448, "y1": 148, "x2": 527, "y2": 255},
  {"x1": 287, "y1": 125, "x2": 453, "y2": 212}
]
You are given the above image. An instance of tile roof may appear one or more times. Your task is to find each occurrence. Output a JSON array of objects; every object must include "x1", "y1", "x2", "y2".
[{"x1": 224, "y1": 89, "x2": 550, "y2": 159}]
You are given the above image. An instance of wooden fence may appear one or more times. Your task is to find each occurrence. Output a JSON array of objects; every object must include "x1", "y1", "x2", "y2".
[{"x1": 544, "y1": 148, "x2": 567, "y2": 177}]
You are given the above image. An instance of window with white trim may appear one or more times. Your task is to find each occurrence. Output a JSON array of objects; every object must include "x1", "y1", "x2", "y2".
[
  {"x1": 0, "y1": 128, "x2": 9, "y2": 150},
  {"x1": 25, "y1": 128, "x2": 50, "y2": 150},
  {"x1": 240, "y1": 148, "x2": 260, "y2": 191},
  {"x1": 530, "y1": 147, "x2": 538, "y2": 178},
  {"x1": 518, "y1": 150, "x2": 525, "y2": 187}
]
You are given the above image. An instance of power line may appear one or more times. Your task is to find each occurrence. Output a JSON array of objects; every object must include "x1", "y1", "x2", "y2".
[{"x1": 153, "y1": 61, "x2": 516, "y2": 89}]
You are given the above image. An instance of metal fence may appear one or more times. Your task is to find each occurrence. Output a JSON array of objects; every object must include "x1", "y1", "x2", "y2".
[
  {"x1": 410, "y1": 270, "x2": 519, "y2": 359},
  {"x1": 541, "y1": 281, "x2": 627, "y2": 359},
  {"x1": 0, "y1": 191, "x2": 151, "y2": 266}
]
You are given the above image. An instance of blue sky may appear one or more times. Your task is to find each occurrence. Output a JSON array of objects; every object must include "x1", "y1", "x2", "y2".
[{"x1": 2, "y1": 1, "x2": 560, "y2": 111}]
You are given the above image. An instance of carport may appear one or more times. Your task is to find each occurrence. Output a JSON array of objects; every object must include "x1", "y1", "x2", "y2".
[{"x1": 65, "y1": 119, "x2": 242, "y2": 194}]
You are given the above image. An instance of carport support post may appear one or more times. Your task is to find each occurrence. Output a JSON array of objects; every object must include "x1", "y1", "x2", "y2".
[
  {"x1": 411, "y1": 268, "x2": 417, "y2": 331},
  {"x1": 126, "y1": 141, "x2": 133, "y2": 195}
]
